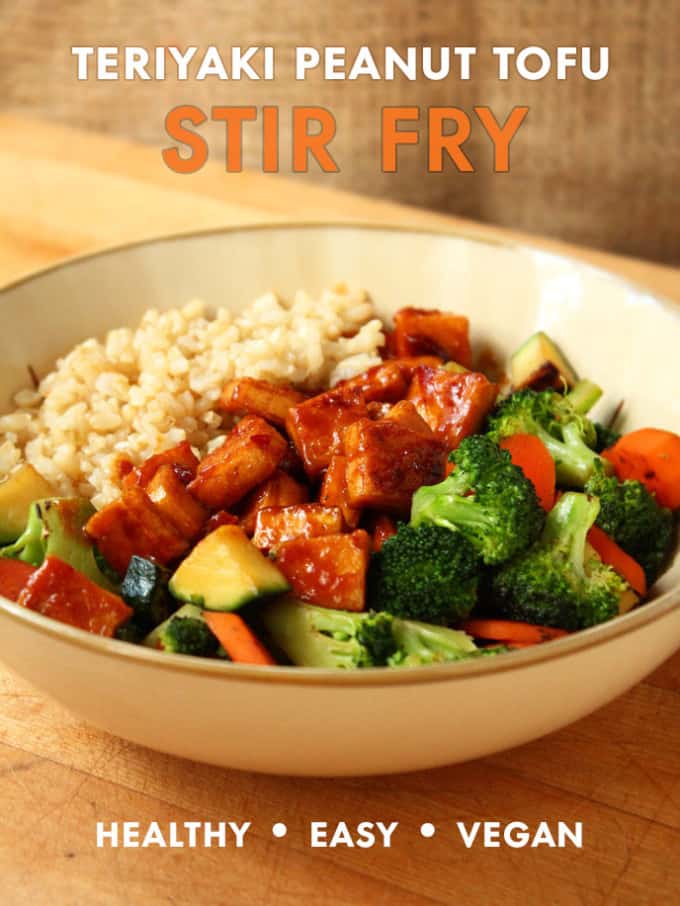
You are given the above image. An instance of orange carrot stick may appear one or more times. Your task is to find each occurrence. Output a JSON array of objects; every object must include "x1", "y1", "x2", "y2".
[
  {"x1": 203, "y1": 612, "x2": 276, "y2": 665},
  {"x1": 461, "y1": 619, "x2": 569, "y2": 644},
  {"x1": 499, "y1": 433, "x2": 556, "y2": 510},
  {"x1": 603, "y1": 428, "x2": 680, "y2": 510},
  {"x1": 587, "y1": 525, "x2": 647, "y2": 597}
]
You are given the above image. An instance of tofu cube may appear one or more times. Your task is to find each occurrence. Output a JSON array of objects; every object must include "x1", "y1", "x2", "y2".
[
  {"x1": 240, "y1": 470, "x2": 310, "y2": 535},
  {"x1": 383, "y1": 400, "x2": 435, "y2": 437},
  {"x1": 343, "y1": 417, "x2": 446, "y2": 514},
  {"x1": 146, "y1": 464, "x2": 208, "y2": 540},
  {"x1": 123, "y1": 441, "x2": 199, "y2": 489},
  {"x1": 286, "y1": 389, "x2": 370, "y2": 476},
  {"x1": 274, "y1": 530, "x2": 371, "y2": 611},
  {"x1": 220, "y1": 378, "x2": 306, "y2": 427},
  {"x1": 319, "y1": 455, "x2": 361, "y2": 529},
  {"x1": 86, "y1": 487, "x2": 189, "y2": 576},
  {"x1": 188, "y1": 415, "x2": 287, "y2": 509},
  {"x1": 253, "y1": 504, "x2": 344, "y2": 549},
  {"x1": 393, "y1": 307, "x2": 472, "y2": 367},
  {"x1": 407, "y1": 366, "x2": 499, "y2": 450},
  {"x1": 334, "y1": 361, "x2": 408, "y2": 403}
]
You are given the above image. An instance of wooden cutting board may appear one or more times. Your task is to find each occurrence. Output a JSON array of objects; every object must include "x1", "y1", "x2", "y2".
[{"x1": 0, "y1": 114, "x2": 678, "y2": 906}]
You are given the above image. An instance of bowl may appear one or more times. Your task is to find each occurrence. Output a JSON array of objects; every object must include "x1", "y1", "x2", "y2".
[{"x1": 0, "y1": 224, "x2": 678, "y2": 776}]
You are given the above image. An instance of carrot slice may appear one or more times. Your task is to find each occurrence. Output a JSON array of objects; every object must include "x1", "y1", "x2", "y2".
[
  {"x1": 499, "y1": 433, "x2": 556, "y2": 510},
  {"x1": 587, "y1": 525, "x2": 647, "y2": 597},
  {"x1": 603, "y1": 428, "x2": 680, "y2": 510},
  {"x1": 462, "y1": 619, "x2": 569, "y2": 644},
  {"x1": 203, "y1": 612, "x2": 276, "y2": 665},
  {"x1": 0, "y1": 559, "x2": 36, "y2": 602}
]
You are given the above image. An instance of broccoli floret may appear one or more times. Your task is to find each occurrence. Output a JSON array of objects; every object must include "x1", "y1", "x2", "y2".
[
  {"x1": 367, "y1": 523, "x2": 479, "y2": 624},
  {"x1": 411, "y1": 435, "x2": 544, "y2": 564},
  {"x1": 492, "y1": 492, "x2": 637, "y2": 630},
  {"x1": 258, "y1": 599, "x2": 395, "y2": 668},
  {"x1": 585, "y1": 461, "x2": 674, "y2": 584},
  {"x1": 487, "y1": 388, "x2": 607, "y2": 487},
  {"x1": 259, "y1": 598, "x2": 490, "y2": 669},
  {"x1": 388, "y1": 618, "x2": 490, "y2": 667},
  {"x1": 157, "y1": 616, "x2": 220, "y2": 656}
]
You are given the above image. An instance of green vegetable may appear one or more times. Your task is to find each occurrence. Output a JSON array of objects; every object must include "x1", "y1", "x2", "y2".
[
  {"x1": 510, "y1": 331, "x2": 577, "y2": 390},
  {"x1": 259, "y1": 598, "x2": 497, "y2": 669},
  {"x1": 566, "y1": 379, "x2": 603, "y2": 415},
  {"x1": 367, "y1": 522, "x2": 479, "y2": 624},
  {"x1": 411, "y1": 435, "x2": 544, "y2": 564},
  {"x1": 0, "y1": 464, "x2": 54, "y2": 544},
  {"x1": 585, "y1": 460, "x2": 674, "y2": 585},
  {"x1": 0, "y1": 498, "x2": 115, "y2": 591},
  {"x1": 492, "y1": 492, "x2": 637, "y2": 630},
  {"x1": 487, "y1": 388, "x2": 608, "y2": 487},
  {"x1": 143, "y1": 603, "x2": 219, "y2": 656},
  {"x1": 120, "y1": 556, "x2": 175, "y2": 633},
  {"x1": 169, "y1": 525, "x2": 289, "y2": 611}
]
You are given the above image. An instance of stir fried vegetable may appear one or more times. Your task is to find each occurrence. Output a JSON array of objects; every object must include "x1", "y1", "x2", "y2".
[{"x1": 0, "y1": 308, "x2": 676, "y2": 668}]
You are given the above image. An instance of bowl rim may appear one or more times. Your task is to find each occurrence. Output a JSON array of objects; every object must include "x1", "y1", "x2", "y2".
[{"x1": 0, "y1": 220, "x2": 678, "y2": 688}]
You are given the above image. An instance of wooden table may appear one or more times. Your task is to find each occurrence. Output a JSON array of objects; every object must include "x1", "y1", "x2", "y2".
[{"x1": 0, "y1": 115, "x2": 678, "y2": 906}]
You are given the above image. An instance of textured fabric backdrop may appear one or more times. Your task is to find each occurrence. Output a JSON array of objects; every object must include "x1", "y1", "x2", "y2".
[{"x1": 2, "y1": 0, "x2": 679, "y2": 264}]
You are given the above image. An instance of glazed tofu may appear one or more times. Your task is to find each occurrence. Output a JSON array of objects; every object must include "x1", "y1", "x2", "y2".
[
  {"x1": 383, "y1": 400, "x2": 435, "y2": 437},
  {"x1": 407, "y1": 366, "x2": 499, "y2": 450},
  {"x1": 146, "y1": 464, "x2": 208, "y2": 540},
  {"x1": 274, "y1": 530, "x2": 371, "y2": 611},
  {"x1": 343, "y1": 417, "x2": 446, "y2": 514},
  {"x1": 286, "y1": 389, "x2": 370, "y2": 476},
  {"x1": 334, "y1": 361, "x2": 408, "y2": 403},
  {"x1": 393, "y1": 307, "x2": 472, "y2": 367},
  {"x1": 220, "y1": 378, "x2": 307, "y2": 427},
  {"x1": 86, "y1": 487, "x2": 189, "y2": 576},
  {"x1": 253, "y1": 504, "x2": 345, "y2": 549},
  {"x1": 319, "y1": 455, "x2": 361, "y2": 529},
  {"x1": 123, "y1": 440, "x2": 199, "y2": 489},
  {"x1": 188, "y1": 415, "x2": 288, "y2": 509},
  {"x1": 240, "y1": 470, "x2": 310, "y2": 535}
]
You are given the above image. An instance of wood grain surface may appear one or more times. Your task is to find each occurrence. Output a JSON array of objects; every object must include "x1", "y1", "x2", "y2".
[
  {"x1": 1, "y1": 1, "x2": 679, "y2": 264},
  {"x1": 0, "y1": 115, "x2": 679, "y2": 906}
]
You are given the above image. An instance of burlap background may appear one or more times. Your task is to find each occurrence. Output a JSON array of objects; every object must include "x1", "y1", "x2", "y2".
[{"x1": 2, "y1": 0, "x2": 679, "y2": 264}]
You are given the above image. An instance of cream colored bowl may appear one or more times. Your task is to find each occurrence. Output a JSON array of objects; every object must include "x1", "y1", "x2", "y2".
[{"x1": 0, "y1": 225, "x2": 678, "y2": 776}]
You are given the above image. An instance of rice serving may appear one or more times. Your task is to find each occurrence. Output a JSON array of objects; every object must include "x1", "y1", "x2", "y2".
[{"x1": 0, "y1": 284, "x2": 384, "y2": 508}]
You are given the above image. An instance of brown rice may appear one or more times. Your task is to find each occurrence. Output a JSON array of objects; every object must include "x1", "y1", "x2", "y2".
[{"x1": 0, "y1": 284, "x2": 384, "y2": 508}]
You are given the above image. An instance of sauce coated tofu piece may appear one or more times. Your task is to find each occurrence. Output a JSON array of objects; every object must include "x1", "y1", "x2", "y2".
[
  {"x1": 146, "y1": 464, "x2": 208, "y2": 540},
  {"x1": 319, "y1": 455, "x2": 361, "y2": 529},
  {"x1": 220, "y1": 378, "x2": 307, "y2": 427},
  {"x1": 274, "y1": 530, "x2": 371, "y2": 611},
  {"x1": 86, "y1": 487, "x2": 189, "y2": 576},
  {"x1": 335, "y1": 357, "x2": 443, "y2": 403},
  {"x1": 286, "y1": 390, "x2": 370, "y2": 476},
  {"x1": 335, "y1": 361, "x2": 408, "y2": 403},
  {"x1": 393, "y1": 307, "x2": 472, "y2": 367},
  {"x1": 253, "y1": 504, "x2": 344, "y2": 549},
  {"x1": 343, "y1": 418, "x2": 446, "y2": 514},
  {"x1": 407, "y1": 366, "x2": 498, "y2": 450},
  {"x1": 123, "y1": 441, "x2": 199, "y2": 489},
  {"x1": 188, "y1": 415, "x2": 287, "y2": 509},
  {"x1": 240, "y1": 470, "x2": 310, "y2": 535},
  {"x1": 383, "y1": 400, "x2": 435, "y2": 437},
  {"x1": 19, "y1": 556, "x2": 133, "y2": 637}
]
